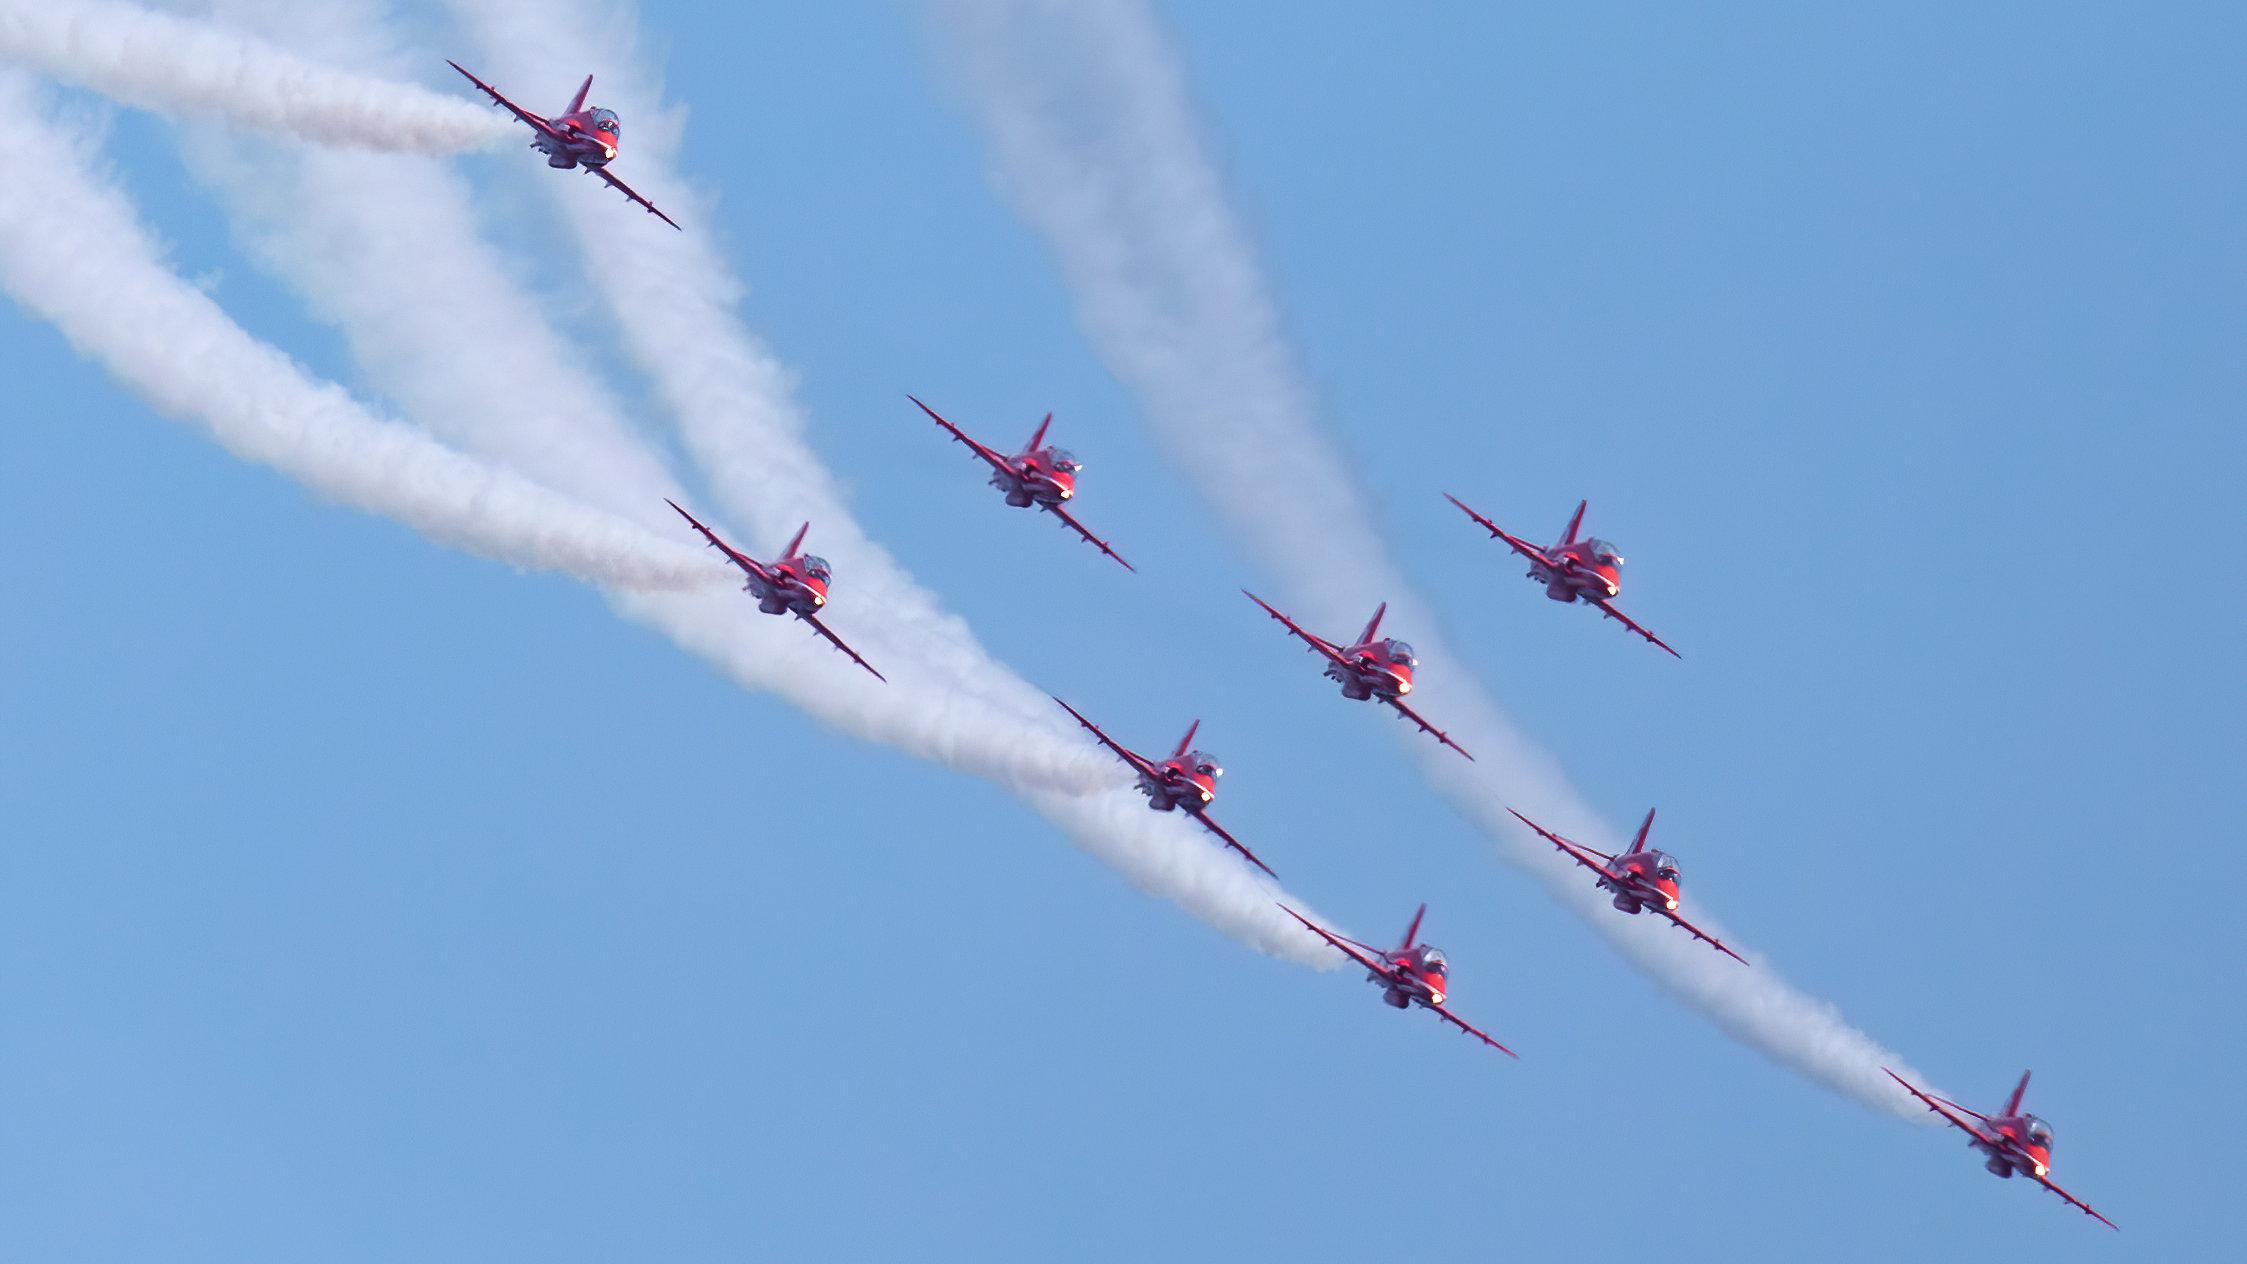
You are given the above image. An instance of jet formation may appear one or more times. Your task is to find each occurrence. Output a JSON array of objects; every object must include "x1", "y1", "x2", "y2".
[{"x1": 442, "y1": 61, "x2": 2115, "y2": 1235}]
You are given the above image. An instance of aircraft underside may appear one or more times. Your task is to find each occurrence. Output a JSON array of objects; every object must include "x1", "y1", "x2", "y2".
[
  {"x1": 1326, "y1": 664, "x2": 1382, "y2": 700},
  {"x1": 991, "y1": 470, "x2": 1060, "y2": 509}
]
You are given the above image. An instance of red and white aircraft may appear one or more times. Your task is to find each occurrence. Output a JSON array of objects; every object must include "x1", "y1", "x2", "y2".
[
  {"x1": 447, "y1": 62, "x2": 680, "y2": 230},
  {"x1": 666, "y1": 500, "x2": 884, "y2": 682},
  {"x1": 908, "y1": 396, "x2": 1133, "y2": 571},
  {"x1": 1885, "y1": 1068, "x2": 2116, "y2": 1230},
  {"x1": 1506, "y1": 807, "x2": 1746, "y2": 964},
  {"x1": 1444, "y1": 493, "x2": 1678, "y2": 658},
  {"x1": 1281, "y1": 903, "x2": 1516, "y2": 1057},
  {"x1": 1051, "y1": 699, "x2": 1276, "y2": 879},
  {"x1": 1241, "y1": 592, "x2": 1473, "y2": 760}
]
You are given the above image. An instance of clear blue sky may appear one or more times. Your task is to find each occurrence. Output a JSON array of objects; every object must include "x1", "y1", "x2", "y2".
[{"x1": 3, "y1": 1, "x2": 2239, "y2": 1258}]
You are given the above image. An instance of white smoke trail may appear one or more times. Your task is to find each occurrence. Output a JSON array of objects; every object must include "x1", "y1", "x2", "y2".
[
  {"x1": 0, "y1": 0, "x2": 510, "y2": 152},
  {"x1": 141, "y1": 0, "x2": 1332, "y2": 961},
  {"x1": 0, "y1": 70, "x2": 710, "y2": 593},
  {"x1": 929, "y1": 0, "x2": 1932, "y2": 1116}
]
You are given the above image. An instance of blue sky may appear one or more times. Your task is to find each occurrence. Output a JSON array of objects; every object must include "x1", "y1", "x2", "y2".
[{"x1": 3, "y1": 1, "x2": 2239, "y2": 1258}]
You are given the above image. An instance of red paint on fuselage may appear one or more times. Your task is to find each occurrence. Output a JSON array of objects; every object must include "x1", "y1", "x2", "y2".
[
  {"x1": 1335, "y1": 635, "x2": 1415, "y2": 699},
  {"x1": 1013, "y1": 450, "x2": 1077, "y2": 504},
  {"x1": 546, "y1": 110, "x2": 621, "y2": 166},
  {"x1": 1607, "y1": 852, "x2": 1681, "y2": 910},
  {"x1": 1151, "y1": 756, "x2": 1218, "y2": 806},
  {"x1": 1547, "y1": 540, "x2": 1623, "y2": 599}
]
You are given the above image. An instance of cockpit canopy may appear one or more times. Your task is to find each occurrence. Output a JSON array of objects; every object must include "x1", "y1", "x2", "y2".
[
  {"x1": 2022, "y1": 1117, "x2": 2054, "y2": 1149},
  {"x1": 799, "y1": 555, "x2": 832, "y2": 581},
  {"x1": 1047, "y1": 449, "x2": 1081, "y2": 473},
  {"x1": 1420, "y1": 947, "x2": 1449, "y2": 974},
  {"x1": 1584, "y1": 538, "x2": 1624, "y2": 567},
  {"x1": 1642, "y1": 849, "x2": 1680, "y2": 881},
  {"x1": 589, "y1": 108, "x2": 620, "y2": 134},
  {"x1": 1380, "y1": 639, "x2": 1417, "y2": 667},
  {"x1": 1186, "y1": 752, "x2": 1223, "y2": 777}
]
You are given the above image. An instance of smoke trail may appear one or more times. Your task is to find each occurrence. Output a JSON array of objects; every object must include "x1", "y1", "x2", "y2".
[
  {"x1": 0, "y1": 71, "x2": 711, "y2": 594},
  {"x1": 0, "y1": 0, "x2": 511, "y2": 152},
  {"x1": 143, "y1": 0, "x2": 1333, "y2": 962},
  {"x1": 929, "y1": 0, "x2": 1932, "y2": 1116}
]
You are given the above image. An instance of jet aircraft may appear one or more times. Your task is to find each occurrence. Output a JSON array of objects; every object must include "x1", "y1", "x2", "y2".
[
  {"x1": 1281, "y1": 904, "x2": 1516, "y2": 1057},
  {"x1": 1051, "y1": 699, "x2": 1275, "y2": 879},
  {"x1": 666, "y1": 500, "x2": 885, "y2": 682},
  {"x1": 907, "y1": 396, "x2": 1133, "y2": 571},
  {"x1": 1506, "y1": 807, "x2": 1746, "y2": 963},
  {"x1": 447, "y1": 61, "x2": 681, "y2": 230},
  {"x1": 1885, "y1": 1068, "x2": 2115, "y2": 1229},
  {"x1": 1444, "y1": 493, "x2": 1677, "y2": 657},
  {"x1": 1240, "y1": 592, "x2": 1473, "y2": 760}
]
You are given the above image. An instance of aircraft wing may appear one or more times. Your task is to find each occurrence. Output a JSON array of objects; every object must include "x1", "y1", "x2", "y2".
[
  {"x1": 667, "y1": 498, "x2": 776, "y2": 588},
  {"x1": 908, "y1": 395, "x2": 1014, "y2": 476},
  {"x1": 1427, "y1": 1001, "x2": 1519, "y2": 1058},
  {"x1": 1279, "y1": 904, "x2": 1398, "y2": 981},
  {"x1": 2030, "y1": 1171, "x2": 2118, "y2": 1230},
  {"x1": 1241, "y1": 591, "x2": 1350, "y2": 670},
  {"x1": 589, "y1": 166, "x2": 682, "y2": 230},
  {"x1": 1041, "y1": 502, "x2": 1135, "y2": 572},
  {"x1": 1381, "y1": 695, "x2": 1476, "y2": 762},
  {"x1": 794, "y1": 610, "x2": 887, "y2": 683},
  {"x1": 1884, "y1": 1070, "x2": 2001, "y2": 1147},
  {"x1": 1189, "y1": 811, "x2": 1278, "y2": 880},
  {"x1": 1506, "y1": 807, "x2": 1618, "y2": 877},
  {"x1": 1051, "y1": 697, "x2": 1162, "y2": 782},
  {"x1": 446, "y1": 60, "x2": 561, "y2": 138},
  {"x1": 1444, "y1": 493, "x2": 1550, "y2": 566},
  {"x1": 1651, "y1": 905, "x2": 1749, "y2": 965},
  {"x1": 1588, "y1": 595, "x2": 1681, "y2": 658}
]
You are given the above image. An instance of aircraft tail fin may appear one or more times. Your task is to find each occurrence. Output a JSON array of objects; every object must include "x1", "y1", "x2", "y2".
[
  {"x1": 1627, "y1": 808, "x2": 1657, "y2": 854},
  {"x1": 2003, "y1": 1070, "x2": 2032, "y2": 1118},
  {"x1": 1399, "y1": 903, "x2": 1427, "y2": 952},
  {"x1": 1355, "y1": 601, "x2": 1388, "y2": 646},
  {"x1": 1171, "y1": 719, "x2": 1201, "y2": 760},
  {"x1": 566, "y1": 74, "x2": 594, "y2": 115},
  {"x1": 781, "y1": 521, "x2": 811, "y2": 560},
  {"x1": 1559, "y1": 499, "x2": 1588, "y2": 547},
  {"x1": 1026, "y1": 412, "x2": 1053, "y2": 453}
]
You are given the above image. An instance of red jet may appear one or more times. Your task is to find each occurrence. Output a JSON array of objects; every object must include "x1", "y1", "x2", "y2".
[
  {"x1": 1051, "y1": 699, "x2": 1275, "y2": 879},
  {"x1": 1241, "y1": 592, "x2": 1472, "y2": 761},
  {"x1": 1281, "y1": 904, "x2": 1516, "y2": 1057},
  {"x1": 1885, "y1": 1068, "x2": 2115, "y2": 1229},
  {"x1": 907, "y1": 396, "x2": 1133, "y2": 571},
  {"x1": 447, "y1": 61, "x2": 680, "y2": 230},
  {"x1": 1506, "y1": 807, "x2": 1746, "y2": 964},
  {"x1": 666, "y1": 500, "x2": 884, "y2": 682},
  {"x1": 1444, "y1": 493, "x2": 1678, "y2": 657}
]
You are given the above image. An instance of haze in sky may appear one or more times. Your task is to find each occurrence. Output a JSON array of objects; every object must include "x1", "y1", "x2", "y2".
[{"x1": 2, "y1": 2, "x2": 2238, "y2": 1259}]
